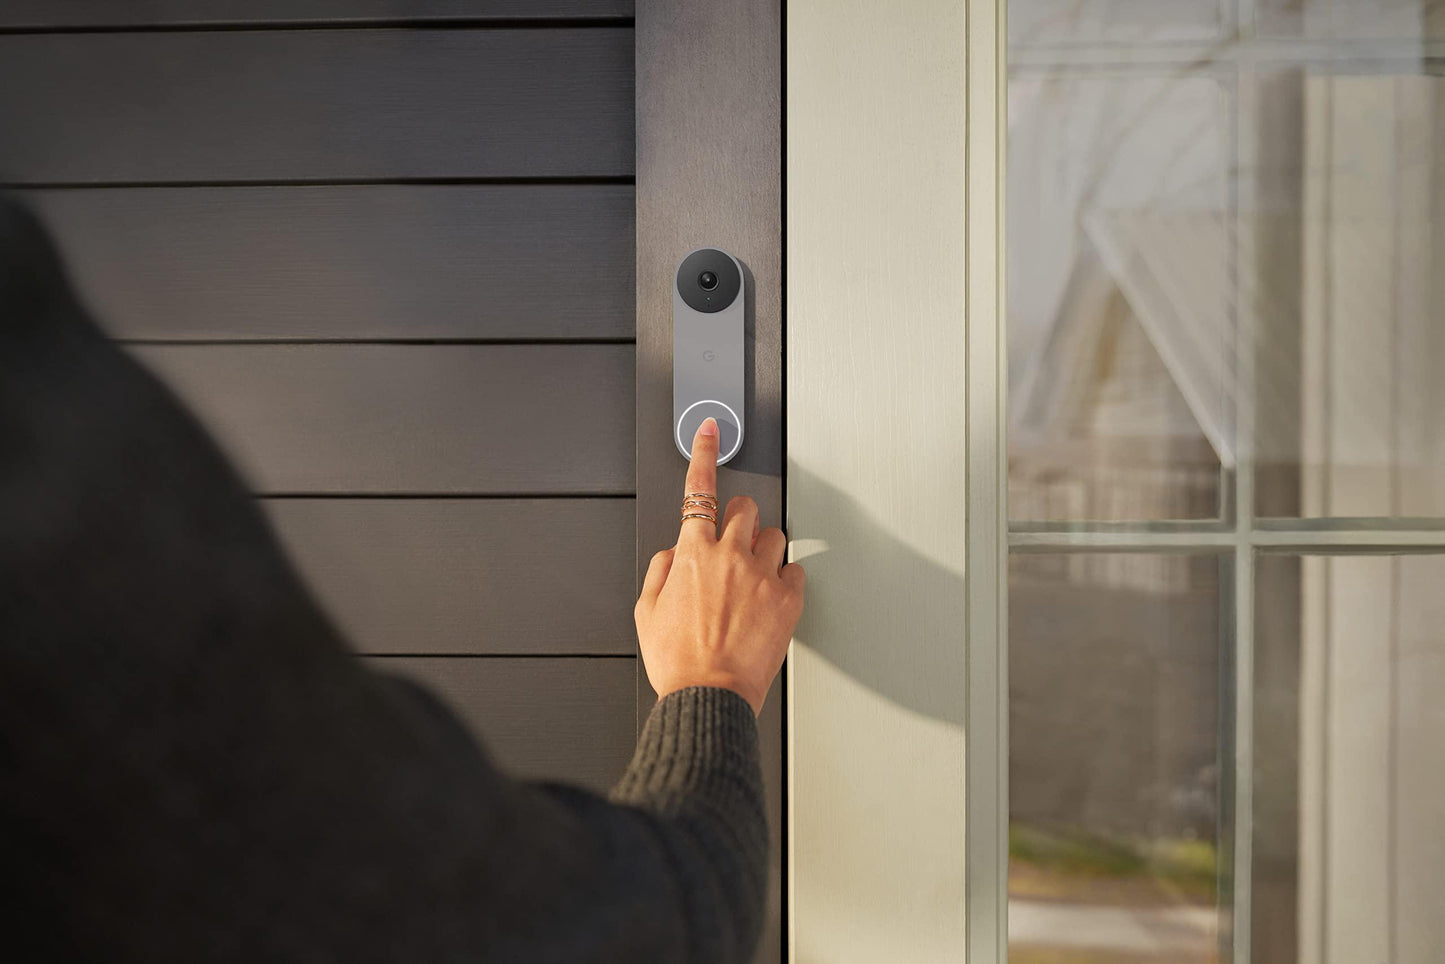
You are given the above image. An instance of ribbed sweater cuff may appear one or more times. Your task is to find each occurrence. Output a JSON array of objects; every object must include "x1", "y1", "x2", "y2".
[{"x1": 609, "y1": 687, "x2": 760, "y2": 812}]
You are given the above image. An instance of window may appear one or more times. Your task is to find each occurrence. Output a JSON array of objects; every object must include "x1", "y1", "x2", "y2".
[{"x1": 1003, "y1": 2, "x2": 1445, "y2": 962}]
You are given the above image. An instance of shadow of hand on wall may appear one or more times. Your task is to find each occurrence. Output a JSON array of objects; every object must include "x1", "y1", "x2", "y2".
[{"x1": 786, "y1": 463, "x2": 967, "y2": 729}]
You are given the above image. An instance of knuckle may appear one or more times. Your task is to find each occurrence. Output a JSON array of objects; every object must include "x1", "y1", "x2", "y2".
[{"x1": 727, "y1": 495, "x2": 757, "y2": 513}]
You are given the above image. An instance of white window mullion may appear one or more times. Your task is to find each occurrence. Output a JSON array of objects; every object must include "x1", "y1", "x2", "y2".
[{"x1": 1232, "y1": 52, "x2": 1261, "y2": 964}]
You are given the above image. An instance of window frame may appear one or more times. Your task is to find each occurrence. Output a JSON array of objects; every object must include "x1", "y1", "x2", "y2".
[
  {"x1": 964, "y1": 0, "x2": 1010, "y2": 962},
  {"x1": 971, "y1": 2, "x2": 1445, "y2": 961}
]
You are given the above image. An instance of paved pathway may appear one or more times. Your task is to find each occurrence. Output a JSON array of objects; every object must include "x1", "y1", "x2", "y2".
[{"x1": 1010, "y1": 900, "x2": 1218, "y2": 956}]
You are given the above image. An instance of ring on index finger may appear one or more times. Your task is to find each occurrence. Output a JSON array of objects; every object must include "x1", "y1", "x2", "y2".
[
  {"x1": 683, "y1": 492, "x2": 719, "y2": 509},
  {"x1": 682, "y1": 491, "x2": 719, "y2": 525}
]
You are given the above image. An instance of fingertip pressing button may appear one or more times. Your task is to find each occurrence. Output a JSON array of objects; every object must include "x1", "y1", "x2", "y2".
[{"x1": 676, "y1": 399, "x2": 743, "y2": 465}]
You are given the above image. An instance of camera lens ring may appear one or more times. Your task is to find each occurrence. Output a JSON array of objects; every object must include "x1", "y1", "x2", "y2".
[
  {"x1": 698, "y1": 270, "x2": 719, "y2": 291},
  {"x1": 677, "y1": 249, "x2": 741, "y2": 313}
]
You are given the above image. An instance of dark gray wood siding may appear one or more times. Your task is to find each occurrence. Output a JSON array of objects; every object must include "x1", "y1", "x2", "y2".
[
  {"x1": 0, "y1": 1, "x2": 630, "y2": 29},
  {"x1": 130, "y1": 345, "x2": 635, "y2": 494},
  {"x1": 0, "y1": 30, "x2": 632, "y2": 182},
  {"x1": 0, "y1": 10, "x2": 638, "y2": 790},
  {"x1": 370, "y1": 657, "x2": 637, "y2": 793},
  {"x1": 267, "y1": 499, "x2": 636, "y2": 655},
  {"x1": 29, "y1": 186, "x2": 634, "y2": 341}
]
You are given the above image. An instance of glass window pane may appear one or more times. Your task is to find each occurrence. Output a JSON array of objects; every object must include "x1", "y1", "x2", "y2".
[
  {"x1": 1006, "y1": 71, "x2": 1230, "y2": 522},
  {"x1": 1010, "y1": 0, "x2": 1224, "y2": 46},
  {"x1": 1253, "y1": 554, "x2": 1445, "y2": 963},
  {"x1": 1252, "y1": 71, "x2": 1445, "y2": 519},
  {"x1": 1009, "y1": 7, "x2": 1445, "y2": 524},
  {"x1": 1257, "y1": 0, "x2": 1445, "y2": 41},
  {"x1": 1009, "y1": 553, "x2": 1227, "y2": 963}
]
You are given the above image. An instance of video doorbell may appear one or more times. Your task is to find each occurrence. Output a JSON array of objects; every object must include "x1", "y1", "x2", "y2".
[{"x1": 673, "y1": 247, "x2": 745, "y2": 465}]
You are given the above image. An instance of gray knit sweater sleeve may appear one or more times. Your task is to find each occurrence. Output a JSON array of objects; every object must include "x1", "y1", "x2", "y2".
[
  {"x1": 460, "y1": 684, "x2": 771, "y2": 964},
  {"x1": 609, "y1": 687, "x2": 770, "y2": 954},
  {"x1": 351, "y1": 672, "x2": 773, "y2": 964},
  {"x1": 383, "y1": 680, "x2": 772, "y2": 964},
  {"x1": 348, "y1": 679, "x2": 772, "y2": 964}
]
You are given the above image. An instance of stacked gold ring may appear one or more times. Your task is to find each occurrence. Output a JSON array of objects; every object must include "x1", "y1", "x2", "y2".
[{"x1": 681, "y1": 491, "x2": 720, "y2": 525}]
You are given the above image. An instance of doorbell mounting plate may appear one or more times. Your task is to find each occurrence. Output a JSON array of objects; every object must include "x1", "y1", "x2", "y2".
[{"x1": 674, "y1": 247, "x2": 745, "y2": 465}]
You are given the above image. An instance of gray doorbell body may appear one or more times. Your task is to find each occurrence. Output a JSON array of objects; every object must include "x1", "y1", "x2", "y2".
[{"x1": 674, "y1": 247, "x2": 745, "y2": 464}]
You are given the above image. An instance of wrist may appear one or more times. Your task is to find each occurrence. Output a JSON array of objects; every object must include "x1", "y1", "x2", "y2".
[{"x1": 655, "y1": 674, "x2": 763, "y2": 717}]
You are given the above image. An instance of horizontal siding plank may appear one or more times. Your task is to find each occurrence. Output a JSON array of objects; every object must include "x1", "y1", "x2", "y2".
[
  {"x1": 28, "y1": 185, "x2": 634, "y2": 340},
  {"x1": 368, "y1": 656, "x2": 637, "y2": 791},
  {"x1": 0, "y1": 29, "x2": 633, "y2": 183},
  {"x1": 268, "y1": 499, "x2": 636, "y2": 655},
  {"x1": 129, "y1": 344, "x2": 635, "y2": 493},
  {"x1": 0, "y1": 0, "x2": 632, "y2": 29}
]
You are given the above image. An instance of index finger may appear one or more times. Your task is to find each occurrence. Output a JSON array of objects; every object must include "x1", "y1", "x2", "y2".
[{"x1": 682, "y1": 417, "x2": 720, "y2": 518}]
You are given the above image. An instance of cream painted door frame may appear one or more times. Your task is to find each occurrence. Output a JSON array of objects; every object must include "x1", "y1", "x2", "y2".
[{"x1": 786, "y1": 0, "x2": 1008, "y2": 961}]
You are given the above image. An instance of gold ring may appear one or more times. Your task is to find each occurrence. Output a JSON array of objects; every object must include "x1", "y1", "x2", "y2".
[
  {"x1": 681, "y1": 512, "x2": 718, "y2": 524},
  {"x1": 683, "y1": 498, "x2": 719, "y2": 511},
  {"x1": 685, "y1": 492, "x2": 718, "y2": 501}
]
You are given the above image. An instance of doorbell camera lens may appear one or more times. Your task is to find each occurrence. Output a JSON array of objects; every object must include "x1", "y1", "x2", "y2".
[{"x1": 676, "y1": 248, "x2": 741, "y2": 314}]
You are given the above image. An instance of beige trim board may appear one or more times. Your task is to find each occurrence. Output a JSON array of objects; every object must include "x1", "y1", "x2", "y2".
[{"x1": 786, "y1": 0, "x2": 978, "y2": 960}]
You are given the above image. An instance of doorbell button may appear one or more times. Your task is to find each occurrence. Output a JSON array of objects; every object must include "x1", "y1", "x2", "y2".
[
  {"x1": 676, "y1": 399, "x2": 743, "y2": 465},
  {"x1": 674, "y1": 246, "x2": 746, "y2": 465}
]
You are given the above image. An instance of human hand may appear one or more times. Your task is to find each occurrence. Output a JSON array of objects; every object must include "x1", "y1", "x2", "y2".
[{"x1": 634, "y1": 418, "x2": 805, "y2": 716}]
